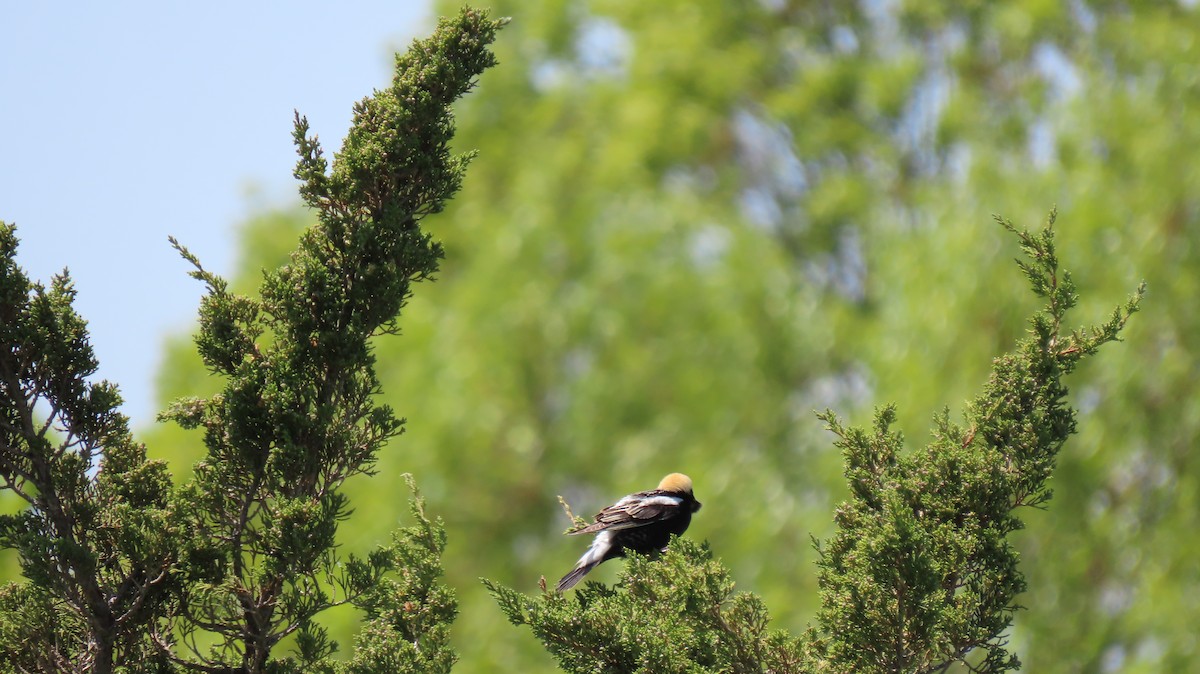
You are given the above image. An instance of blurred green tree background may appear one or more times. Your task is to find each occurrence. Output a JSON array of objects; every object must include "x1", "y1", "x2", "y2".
[{"x1": 138, "y1": 1, "x2": 1193, "y2": 672}]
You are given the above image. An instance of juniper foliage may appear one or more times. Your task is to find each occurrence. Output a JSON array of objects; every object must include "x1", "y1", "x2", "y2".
[
  {"x1": 485, "y1": 540, "x2": 803, "y2": 674},
  {"x1": 157, "y1": 9, "x2": 502, "y2": 671},
  {"x1": 1, "y1": 7, "x2": 502, "y2": 673},
  {"x1": 0, "y1": 225, "x2": 176, "y2": 673},
  {"x1": 486, "y1": 211, "x2": 1143, "y2": 674},
  {"x1": 341, "y1": 476, "x2": 458, "y2": 674}
]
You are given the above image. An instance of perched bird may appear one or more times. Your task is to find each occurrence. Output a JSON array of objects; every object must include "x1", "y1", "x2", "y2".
[{"x1": 556, "y1": 472, "x2": 702, "y2": 591}]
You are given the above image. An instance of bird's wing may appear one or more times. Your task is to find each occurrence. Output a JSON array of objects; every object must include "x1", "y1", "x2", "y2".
[{"x1": 568, "y1": 490, "x2": 686, "y2": 535}]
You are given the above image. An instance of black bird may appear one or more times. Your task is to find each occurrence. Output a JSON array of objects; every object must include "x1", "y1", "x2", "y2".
[{"x1": 557, "y1": 473, "x2": 702, "y2": 591}]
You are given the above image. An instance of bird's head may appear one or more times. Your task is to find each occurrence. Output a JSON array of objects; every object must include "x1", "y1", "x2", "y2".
[{"x1": 658, "y1": 472, "x2": 702, "y2": 511}]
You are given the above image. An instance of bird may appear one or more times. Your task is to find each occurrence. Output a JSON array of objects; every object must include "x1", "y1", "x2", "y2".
[{"x1": 556, "y1": 472, "x2": 702, "y2": 591}]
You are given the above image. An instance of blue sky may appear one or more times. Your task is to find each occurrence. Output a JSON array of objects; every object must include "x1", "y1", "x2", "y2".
[{"x1": 1, "y1": 1, "x2": 430, "y2": 426}]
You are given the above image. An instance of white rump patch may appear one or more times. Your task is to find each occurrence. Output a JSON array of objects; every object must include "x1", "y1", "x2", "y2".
[{"x1": 580, "y1": 530, "x2": 614, "y2": 565}]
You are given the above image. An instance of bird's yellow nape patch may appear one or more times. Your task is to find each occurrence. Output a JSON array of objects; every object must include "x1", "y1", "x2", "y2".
[{"x1": 657, "y1": 472, "x2": 693, "y2": 493}]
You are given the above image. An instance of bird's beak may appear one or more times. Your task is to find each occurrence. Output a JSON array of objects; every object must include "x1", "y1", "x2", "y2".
[{"x1": 692, "y1": 500, "x2": 702, "y2": 512}]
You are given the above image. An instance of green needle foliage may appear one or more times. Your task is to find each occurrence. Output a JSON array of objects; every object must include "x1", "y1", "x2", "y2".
[
  {"x1": 486, "y1": 212, "x2": 1142, "y2": 674},
  {"x1": 809, "y1": 214, "x2": 1142, "y2": 672},
  {"x1": 342, "y1": 476, "x2": 458, "y2": 674},
  {"x1": 0, "y1": 224, "x2": 176, "y2": 673},
  {"x1": 1, "y1": 7, "x2": 503, "y2": 674},
  {"x1": 485, "y1": 539, "x2": 802, "y2": 674},
  {"x1": 158, "y1": 8, "x2": 503, "y2": 672}
]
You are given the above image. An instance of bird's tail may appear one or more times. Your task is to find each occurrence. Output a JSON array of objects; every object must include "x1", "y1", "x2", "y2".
[
  {"x1": 557, "y1": 532, "x2": 612, "y2": 591},
  {"x1": 555, "y1": 561, "x2": 597, "y2": 591}
]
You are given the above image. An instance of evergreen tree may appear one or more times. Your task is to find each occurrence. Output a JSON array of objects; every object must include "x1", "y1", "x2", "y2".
[
  {"x1": 486, "y1": 212, "x2": 1143, "y2": 673},
  {"x1": 0, "y1": 224, "x2": 175, "y2": 673},
  {"x1": 1, "y1": 7, "x2": 503, "y2": 673}
]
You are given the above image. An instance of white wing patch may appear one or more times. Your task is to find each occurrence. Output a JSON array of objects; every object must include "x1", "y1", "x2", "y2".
[{"x1": 636, "y1": 495, "x2": 684, "y2": 507}]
